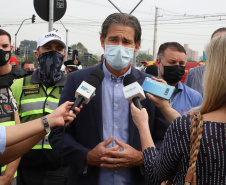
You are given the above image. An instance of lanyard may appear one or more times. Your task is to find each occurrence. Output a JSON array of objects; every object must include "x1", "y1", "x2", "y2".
[{"x1": 169, "y1": 91, "x2": 181, "y2": 107}]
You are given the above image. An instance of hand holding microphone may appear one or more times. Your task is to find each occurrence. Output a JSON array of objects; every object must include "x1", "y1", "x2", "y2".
[{"x1": 123, "y1": 74, "x2": 146, "y2": 110}]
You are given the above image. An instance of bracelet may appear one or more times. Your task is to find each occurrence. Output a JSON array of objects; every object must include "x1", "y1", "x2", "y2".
[{"x1": 41, "y1": 116, "x2": 51, "y2": 133}]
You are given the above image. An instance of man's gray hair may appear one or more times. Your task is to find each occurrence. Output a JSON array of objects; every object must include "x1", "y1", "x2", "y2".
[{"x1": 100, "y1": 13, "x2": 141, "y2": 44}]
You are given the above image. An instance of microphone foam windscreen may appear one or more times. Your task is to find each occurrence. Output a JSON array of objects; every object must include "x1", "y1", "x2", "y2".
[
  {"x1": 85, "y1": 68, "x2": 105, "y2": 88},
  {"x1": 123, "y1": 74, "x2": 137, "y2": 86}
]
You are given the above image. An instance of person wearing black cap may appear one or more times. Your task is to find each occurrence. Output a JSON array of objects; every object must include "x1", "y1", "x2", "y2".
[{"x1": 64, "y1": 59, "x2": 81, "y2": 77}]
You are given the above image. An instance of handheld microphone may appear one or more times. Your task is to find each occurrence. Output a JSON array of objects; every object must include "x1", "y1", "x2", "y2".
[
  {"x1": 70, "y1": 68, "x2": 105, "y2": 113},
  {"x1": 123, "y1": 74, "x2": 145, "y2": 110}
]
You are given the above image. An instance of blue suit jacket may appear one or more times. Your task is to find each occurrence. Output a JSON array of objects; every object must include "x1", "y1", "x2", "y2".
[{"x1": 49, "y1": 63, "x2": 169, "y2": 185}]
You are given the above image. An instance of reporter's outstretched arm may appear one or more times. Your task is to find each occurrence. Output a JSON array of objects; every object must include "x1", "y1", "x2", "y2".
[
  {"x1": 0, "y1": 101, "x2": 80, "y2": 165},
  {"x1": 0, "y1": 111, "x2": 21, "y2": 184},
  {"x1": 146, "y1": 93, "x2": 180, "y2": 124},
  {"x1": 147, "y1": 77, "x2": 181, "y2": 124},
  {"x1": 130, "y1": 103, "x2": 155, "y2": 151}
]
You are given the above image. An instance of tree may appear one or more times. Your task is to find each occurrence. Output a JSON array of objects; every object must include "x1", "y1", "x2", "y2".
[
  {"x1": 70, "y1": 42, "x2": 99, "y2": 68},
  {"x1": 19, "y1": 40, "x2": 37, "y2": 52},
  {"x1": 15, "y1": 40, "x2": 39, "y2": 68},
  {"x1": 135, "y1": 53, "x2": 153, "y2": 66},
  {"x1": 71, "y1": 42, "x2": 88, "y2": 55},
  {"x1": 78, "y1": 54, "x2": 99, "y2": 68}
]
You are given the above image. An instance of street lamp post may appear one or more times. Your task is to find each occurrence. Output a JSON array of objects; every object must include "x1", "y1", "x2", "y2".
[
  {"x1": 15, "y1": 15, "x2": 35, "y2": 53},
  {"x1": 59, "y1": 20, "x2": 68, "y2": 61},
  {"x1": 15, "y1": 18, "x2": 30, "y2": 52}
]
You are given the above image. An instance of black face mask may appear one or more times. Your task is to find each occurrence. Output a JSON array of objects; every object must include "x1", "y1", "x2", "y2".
[
  {"x1": 26, "y1": 70, "x2": 34, "y2": 75},
  {"x1": 161, "y1": 64, "x2": 185, "y2": 84},
  {"x1": 38, "y1": 50, "x2": 64, "y2": 87},
  {"x1": 0, "y1": 49, "x2": 11, "y2": 66}
]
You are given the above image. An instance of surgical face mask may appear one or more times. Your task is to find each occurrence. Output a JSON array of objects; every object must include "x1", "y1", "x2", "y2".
[
  {"x1": 0, "y1": 49, "x2": 11, "y2": 66},
  {"x1": 160, "y1": 63, "x2": 185, "y2": 84},
  {"x1": 38, "y1": 50, "x2": 64, "y2": 87},
  {"x1": 104, "y1": 44, "x2": 134, "y2": 70}
]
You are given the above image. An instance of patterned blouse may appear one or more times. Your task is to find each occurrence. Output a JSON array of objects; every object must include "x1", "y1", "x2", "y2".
[{"x1": 143, "y1": 115, "x2": 226, "y2": 185}]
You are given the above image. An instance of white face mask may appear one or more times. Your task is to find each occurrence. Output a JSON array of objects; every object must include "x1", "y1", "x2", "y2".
[{"x1": 104, "y1": 44, "x2": 134, "y2": 70}]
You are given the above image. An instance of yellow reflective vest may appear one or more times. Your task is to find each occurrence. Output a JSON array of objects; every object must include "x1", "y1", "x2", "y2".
[{"x1": 11, "y1": 74, "x2": 65, "y2": 150}]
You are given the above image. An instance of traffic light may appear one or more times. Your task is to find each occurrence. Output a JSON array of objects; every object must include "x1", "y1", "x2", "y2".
[
  {"x1": 28, "y1": 50, "x2": 30, "y2": 55},
  {"x1": 32, "y1": 14, "x2": 36, "y2": 23},
  {"x1": 68, "y1": 47, "x2": 72, "y2": 55},
  {"x1": 16, "y1": 48, "x2": 20, "y2": 55},
  {"x1": 72, "y1": 49, "x2": 78, "y2": 60}
]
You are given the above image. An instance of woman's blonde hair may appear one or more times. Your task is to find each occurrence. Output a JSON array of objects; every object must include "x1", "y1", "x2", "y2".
[{"x1": 199, "y1": 34, "x2": 226, "y2": 114}]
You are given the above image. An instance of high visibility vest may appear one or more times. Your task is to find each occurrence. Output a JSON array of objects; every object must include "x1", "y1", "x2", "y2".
[
  {"x1": 19, "y1": 75, "x2": 63, "y2": 150},
  {"x1": 0, "y1": 87, "x2": 17, "y2": 178}
]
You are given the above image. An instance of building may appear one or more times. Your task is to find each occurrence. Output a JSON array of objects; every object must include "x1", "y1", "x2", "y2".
[{"x1": 184, "y1": 44, "x2": 199, "y2": 61}]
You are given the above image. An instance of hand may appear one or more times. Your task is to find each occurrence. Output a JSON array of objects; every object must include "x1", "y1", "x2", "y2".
[
  {"x1": 47, "y1": 101, "x2": 81, "y2": 129},
  {"x1": 146, "y1": 93, "x2": 170, "y2": 110},
  {"x1": 130, "y1": 102, "x2": 149, "y2": 131},
  {"x1": 100, "y1": 138, "x2": 143, "y2": 170},
  {"x1": 146, "y1": 77, "x2": 170, "y2": 110},
  {"x1": 86, "y1": 136, "x2": 120, "y2": 167},
  {"x1": 151, "y1": 76, "x2": 167, "y2": 84},
  {"x1": 0, "y1": 176, "x2": 11, "y2": 185}
]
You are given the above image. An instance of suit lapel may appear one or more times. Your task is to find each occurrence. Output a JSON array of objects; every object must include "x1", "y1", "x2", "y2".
[
  {"x1": 92, "y1": 63, "x2": 104, "y2": 141},
  {"x1": 129, "y1": 66, "x2": 141, "y2": 145}
]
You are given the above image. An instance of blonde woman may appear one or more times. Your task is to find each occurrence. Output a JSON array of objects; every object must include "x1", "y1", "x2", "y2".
[{"x1": 131, "y1": 34, "x2": 226, "y2": 184}]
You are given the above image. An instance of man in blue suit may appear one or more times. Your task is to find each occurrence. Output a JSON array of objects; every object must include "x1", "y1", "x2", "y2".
[{"x1": 49, "y1": 13, "x2": 169, "y2": 185}]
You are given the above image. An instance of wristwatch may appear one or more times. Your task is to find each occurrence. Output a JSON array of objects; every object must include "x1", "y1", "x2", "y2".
[{"x1": 41, "y1": 116, "x2": 51, "y2": 133}]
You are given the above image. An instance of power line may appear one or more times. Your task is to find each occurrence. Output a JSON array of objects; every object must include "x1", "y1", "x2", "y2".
[{"x1": 158, "y1": 30, "x2": 209, "y2": 37}]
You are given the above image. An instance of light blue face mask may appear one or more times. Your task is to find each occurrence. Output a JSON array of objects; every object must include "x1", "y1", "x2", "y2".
[{"x1": 104, "y1": 44, "x2": 135, "y2": 70}]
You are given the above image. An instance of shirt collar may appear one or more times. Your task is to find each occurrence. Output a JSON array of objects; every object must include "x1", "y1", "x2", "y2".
[
  {"x1": 175, "y1": 81, "x2": 183, "y2": 92},
  {"x1": 30, "y1": 69, "x2": 66, "y2": 86},
  {"x1": 103, "y1": 60, "x2": 131, "y2": 82}
]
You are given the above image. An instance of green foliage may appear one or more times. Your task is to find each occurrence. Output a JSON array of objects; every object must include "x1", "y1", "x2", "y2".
[
  {"x1": 78, "y1": 54, "x2": 99, "y2": 68},
  {"x1": 187, "y1": 58, "x2": 198, "y2": 62},
  {"x1": 136, "y1": 53, "x2": 153, "y2": 66},
  {"x1": 19, "y1": 40, "x2": 37, "y2": 51},
  {"x1": 70, "y1": 42, "x2": 99, "y2": 67},
  {"x1": 16, "y1": 40, "x2": 39, "y2": 68},
  {"x1": 71, "y1": 42, "x2": 88, "y2": 55}
]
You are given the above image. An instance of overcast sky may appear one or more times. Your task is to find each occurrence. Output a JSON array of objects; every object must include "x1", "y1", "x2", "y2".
[{"x1": 1, "y1": 0, "x2": 226, "y2": 58}]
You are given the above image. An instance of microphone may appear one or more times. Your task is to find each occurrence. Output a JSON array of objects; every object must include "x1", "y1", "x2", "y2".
[
  {"x1": 123, "y1": 74, "x2": 146, "y2": 110},
  {"x1": 70, "y1": 68, "x2": 105, "y2": 113}
]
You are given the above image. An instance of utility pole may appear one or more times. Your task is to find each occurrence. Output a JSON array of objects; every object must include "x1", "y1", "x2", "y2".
[
  {"x1": 153, "y1": 7, "x2": 158, "y2": 61},
  {"x1": 60, "y1": 20, "x2": 68, "y2": 61},
  {"x1": 26, "y1": 46, "x2": 28, "y2": 60},
  {"x1": 49, "y1": 0, "x2": 54, "y2": 31},
  {"x1": 15, "y1": 17, "x2": 33, "y2": 53}
]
